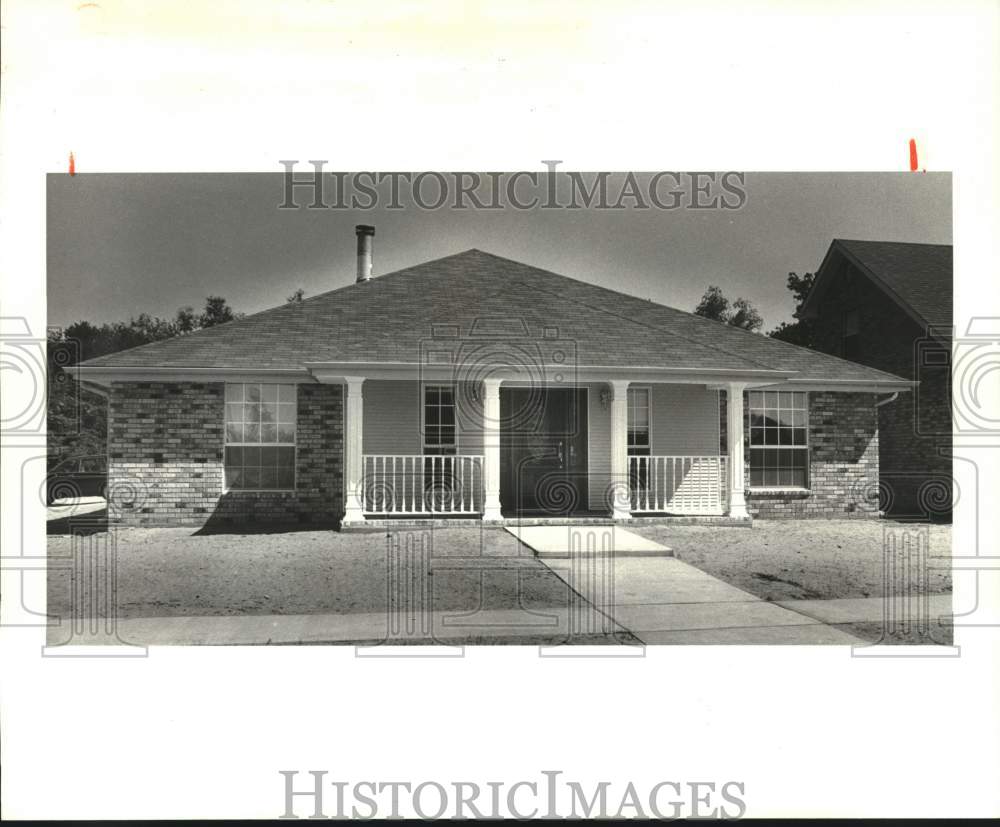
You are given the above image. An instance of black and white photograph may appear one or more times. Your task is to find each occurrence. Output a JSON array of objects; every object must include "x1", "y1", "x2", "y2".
[
  {"x1": 2, "y1": 0, "x2": 998, "y2": 821},
  {"x1": 45, "y1": 171, "x2": 954, "y2": 649}
]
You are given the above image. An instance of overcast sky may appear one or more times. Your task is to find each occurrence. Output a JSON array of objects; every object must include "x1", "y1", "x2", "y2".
[{"x1": 47, "y1": 171, "x2": 951, "y2": 331}]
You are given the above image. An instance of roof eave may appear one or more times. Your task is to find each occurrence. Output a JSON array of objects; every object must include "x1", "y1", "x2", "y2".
[
  {"x1": 304, "y1": 360, "x2": 798, "y2": 385},
  {"x1": 755, "y1": 377, "x2": 916, "y2": 393},
  {"x1": 73, "y1": 363, "x2": 910, "y2": 392},
  {"x1": 72, "y1": 366, "x2": 317, "y2": 387}
]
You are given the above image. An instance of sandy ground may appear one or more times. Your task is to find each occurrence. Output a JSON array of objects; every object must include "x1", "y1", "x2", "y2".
[
  {"x1": 47, "y1": 519, "x2": 953, "y2": 645},
  {"x1": 47, "y1": 525, "x2": 633, "y2": 643},
  {"x1": 630, "y1": 520, "x2": 953, "y2": 644}
]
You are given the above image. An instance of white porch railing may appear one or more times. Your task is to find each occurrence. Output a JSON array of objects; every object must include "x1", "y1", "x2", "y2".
[
  {"x1": 629, "y1": 455, "x2": 728, "y2": 515},
  {"x1": 362, "y1": 454, "x2": 484, "y2": 515}
]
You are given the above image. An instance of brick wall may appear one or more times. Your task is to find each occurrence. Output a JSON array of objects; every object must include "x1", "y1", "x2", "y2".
[
  {"x1": 107, "y1": 381, "x2": 343, "y2": 527},
  {"x1": 809, "y1": 259, "x2": 952, "y2": 518},
  {"x1": 720, "y1": 390, "x2": 880, "y2": 518}
]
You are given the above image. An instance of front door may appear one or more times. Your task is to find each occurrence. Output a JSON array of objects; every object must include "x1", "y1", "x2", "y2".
[{"x1": 500, "y1": 388, "x2": 589, "y2": 515}]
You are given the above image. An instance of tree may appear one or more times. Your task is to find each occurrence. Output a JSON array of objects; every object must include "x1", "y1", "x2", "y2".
[
  {"x1": 729, "y1": 297, "x2": 763, "y2": 332},
  {"x1": 286, "y1": 288, "x2": 306, "y2": 303},
  {"x1": 46, "y1": 330, "x2": 107, "y2": 466},
  {"x1": 768, "y1": 272, "x2": 816, "y2": 346},
  {"x1": 694, "y1": 285, "x2": 730, "y2": 322},
  {"x1": 199, "y1": 295, "x2": 238, "y2": 328},
  {"x1": 174, "y1": 306, "x2": 198, "y2": 333},
  {"x1": 693, "y1": 285, "x2": 763, "y2": 332}
]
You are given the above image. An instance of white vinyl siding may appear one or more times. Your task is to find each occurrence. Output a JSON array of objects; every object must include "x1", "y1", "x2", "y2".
[
  {"x1": 649, "y1": 384, "x2": 721, "y2": 456},
  {"x1": 362, "y1": 380, "x2": 422, "y2": 455},
  {"x1": 587, "y1": 383, "x2": 720, "y2": 511},
  {"x1": 361, "y1": 380, "x2": 484, "y2": 457}
]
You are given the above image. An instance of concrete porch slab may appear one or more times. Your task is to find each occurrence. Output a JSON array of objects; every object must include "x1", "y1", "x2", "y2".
[{"x1": 505, "y1": 525, "x2": 673, "y2": 558}]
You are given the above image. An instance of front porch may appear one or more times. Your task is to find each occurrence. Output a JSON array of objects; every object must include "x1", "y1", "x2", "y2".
[{"x1": 334, "y1": 375, "x2": 754, "y2": 527}]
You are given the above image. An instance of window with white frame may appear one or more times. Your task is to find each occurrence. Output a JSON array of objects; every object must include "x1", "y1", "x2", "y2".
[
  {"x1": 748, "y1": 390, "x2": 808, "y2": 488},
  {"x1": 627, "y1": 387, "x2": 650, "y2": 455},
  {"x1": 423, "y1": 385, "x2": 457, "y2": 455},
  {"x1": 224, "y1": 383, "x2": 296, "y2": 490}
]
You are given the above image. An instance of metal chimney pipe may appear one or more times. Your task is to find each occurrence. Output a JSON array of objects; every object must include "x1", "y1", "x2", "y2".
[{"x1": 355, "y1": 224, "x2": 375, "y2": 282}]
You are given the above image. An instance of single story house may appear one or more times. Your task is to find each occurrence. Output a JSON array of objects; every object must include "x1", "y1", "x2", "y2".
[
  {"x1": 798, "y1": 239, "x2": 952, "y2": 520},
  {"x1": 74, "y1": 226, "x2": 914, "y2": 528}
]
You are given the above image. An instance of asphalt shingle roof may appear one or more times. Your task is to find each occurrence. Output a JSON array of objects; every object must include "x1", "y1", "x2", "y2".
[
  {"x1": 817, "y1": 239, "x2": 953, "y2": 328},
  {"x1": 80, "y1": 249, "x2": 908, "y2": 384}
]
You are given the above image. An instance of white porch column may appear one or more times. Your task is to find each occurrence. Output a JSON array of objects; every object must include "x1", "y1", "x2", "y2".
[
  {"x1": 342, "y1": 376, "x2": 366, "y2": 525},
  {"x1": 726, "y1": 382, "x2": 750, "y2": 519},
  {"x1": 609, "y1": 380, "x2": 631, "y2": 520},
  {"x1": 481, "y1": 377, "x2": 503, "y2": 522}
]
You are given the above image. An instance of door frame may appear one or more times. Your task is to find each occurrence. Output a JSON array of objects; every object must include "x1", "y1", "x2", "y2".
[{"x1": 499, "y1": 385, "x2": 590, "y2": 515}]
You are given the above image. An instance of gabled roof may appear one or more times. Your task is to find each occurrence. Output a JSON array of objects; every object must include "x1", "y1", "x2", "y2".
[
  {"x1": 78, "y1": 249, "x2": 910, "y2": 387},
  {"x1": 801, "y1": 239, "x2": 953, "y2": 329}
]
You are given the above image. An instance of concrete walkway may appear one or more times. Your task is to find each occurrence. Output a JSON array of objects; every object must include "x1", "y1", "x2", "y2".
[
  {"x1": 48, "y1": 606, "x2": 633, "y2": 647},
  {"x1": 775, "y1": 594, "x2": 953, "y2": 625},
  {"x1": 540, "y1": 555, "x2": 863, "y2": 644}
]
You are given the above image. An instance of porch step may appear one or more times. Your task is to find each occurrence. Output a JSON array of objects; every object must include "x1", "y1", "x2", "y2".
[
  {"x1": 630, "y1": 515, "x2": 752, "y2": 527},
  {"x1": 343, "y1": 515, "x2": 750, "y2": 532},
  {"x1": 343, "y1": 517, "x2": 484, "y2": 532},
  {"x1": 505, "y1": 525, "x2": 673, "y2": 558},
  {"x1": 504, "y1": 516, "x2": 615, "y2": 526}
]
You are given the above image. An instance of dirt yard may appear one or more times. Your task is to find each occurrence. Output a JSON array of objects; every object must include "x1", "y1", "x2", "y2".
[
  {"x1": 48, "y1": 525, "x2": 549, "y2": 619},
  {"x1": 631, "y1": 519, "x2": 953, "y2": 644},
  {"x1": 46, "y1": 525, "x2": 639, "y2": 644},
  {"x1": 47, "y1": 519, "x2": 953, "y2": 646},
  {"x1": 632, "y1": 520, "x2": 951, "y2": 601}
]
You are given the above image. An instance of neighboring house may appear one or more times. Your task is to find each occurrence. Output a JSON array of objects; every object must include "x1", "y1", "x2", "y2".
[
  {"x1": 798, "y1": 239, "x2": 953, "y2": 520},
  {"x1": 74, "y1": 227, "x2": 913, "y2": 529}
]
